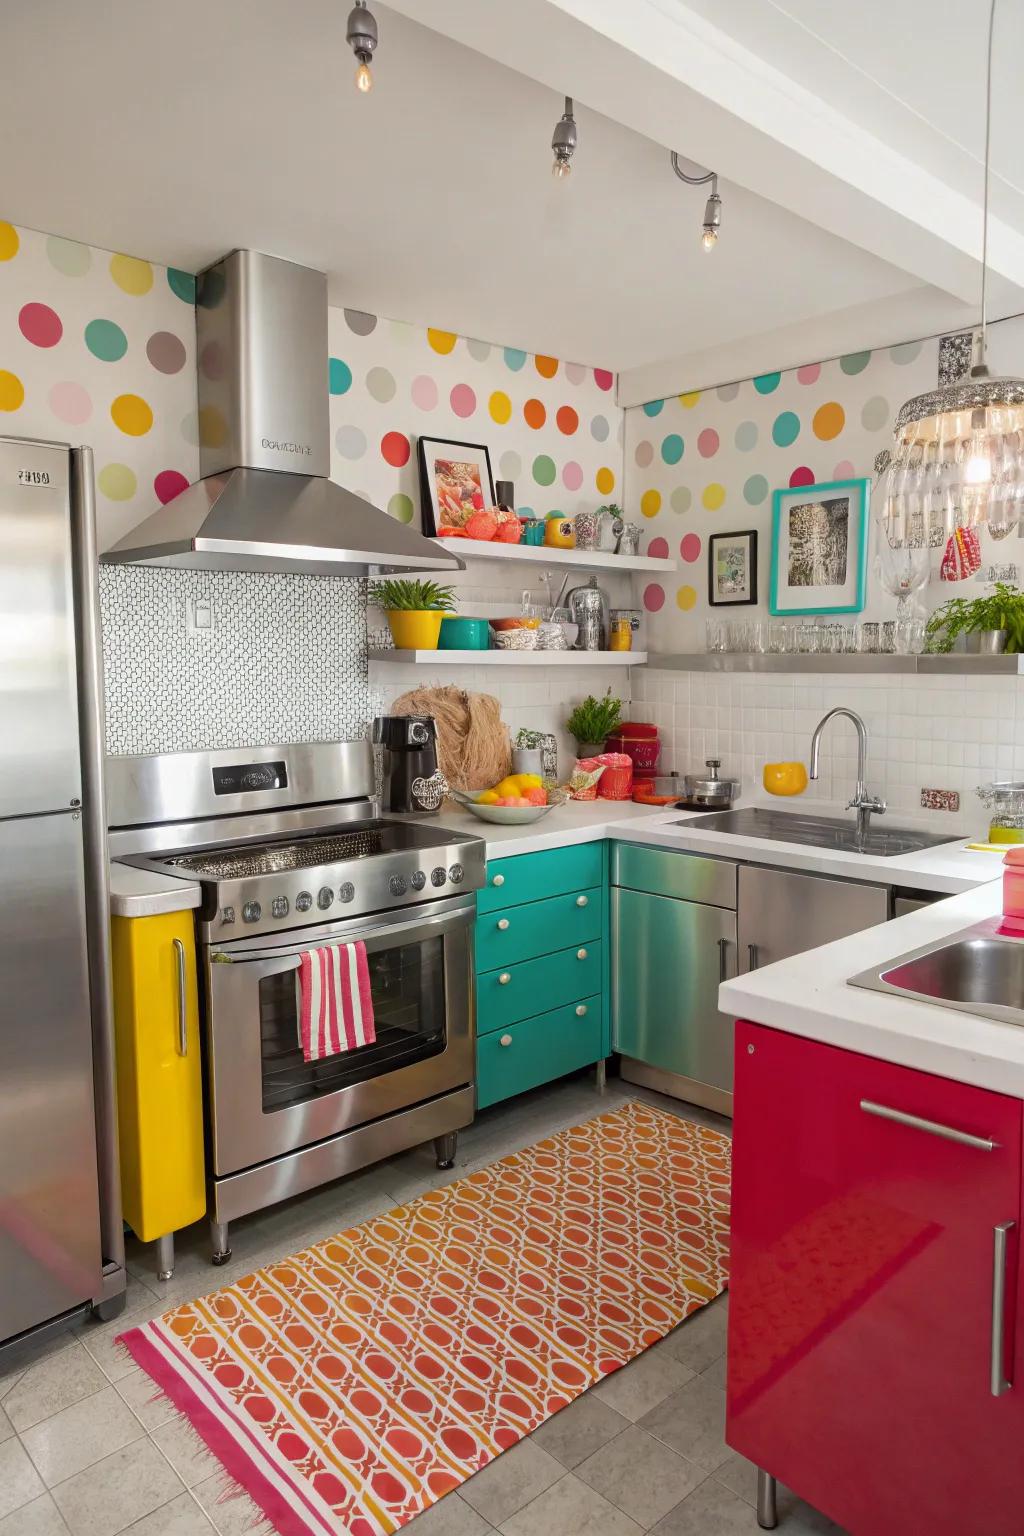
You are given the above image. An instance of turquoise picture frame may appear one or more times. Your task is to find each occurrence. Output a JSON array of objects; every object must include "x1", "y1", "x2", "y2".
[{"x1": 769, "y1": 477, "x2": 870, "y2": 616}]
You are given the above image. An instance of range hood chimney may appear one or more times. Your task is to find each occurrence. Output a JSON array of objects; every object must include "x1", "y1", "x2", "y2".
[{"x1": 103, "y1": 250, "x2": 463, "y2": 577}]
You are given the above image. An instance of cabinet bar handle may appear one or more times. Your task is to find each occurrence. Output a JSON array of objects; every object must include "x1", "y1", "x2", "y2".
[
  {"x1": 991, "y1": 1220, "x2": 1015, "y2": 1397},
  {"x1": 173, "y1": 938, "x2": 188, "y2": 1056},
  {"x1": 718, "y1": 937, "x2": 728, "y2": 983},
  {"x1": 859, "y1": 1099, "x2": 998, "y2": 1151},
  {"x1": 497, "y1": 918, "x2": 510, "y2": 930},
  {"x1": 492, "y1": 874, "x2": 504, "y2": 886},
  {"x1": 576, "y1": 895, "x2": 588, "y2": 907},
  {"x1": 498, "y1": 973, "x2": 511, "y2": 985},
  {"x1": 747, "y1": 942, "x2": 759, "y2": 970}
]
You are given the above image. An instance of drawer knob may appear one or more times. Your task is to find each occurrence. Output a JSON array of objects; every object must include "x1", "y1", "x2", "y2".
[
  {"x1": 498, "y1": 972, "x2": 511, "y2": 985},
  {"x1": 576, "y1": 895, "x2": 589, "y2": 908},
  {"x1": 497, "y1": 918, "x2": 510, "y2": 931},
  {"x1": 492, "y1": 874, "x2": 505, "y2": 887},
  {"x1": 577, "y1": 947, "x2": 588, "y2": 960},
  {"x1": 500, "y1": 1033, "x2": 513, "y2": 1046},
  {"x1": 576, "y1": 1004, "x2": 588, "y2": 1017}
]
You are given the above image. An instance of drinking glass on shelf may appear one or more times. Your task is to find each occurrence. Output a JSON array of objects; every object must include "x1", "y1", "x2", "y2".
[
  {"x1": 768, "y1": 622, "x2": 787, "y2": 655},
  {"x1": 858, "y1": 621, "x2": 881, "y2": 654},
  {"x1": 706, "y1": 618, "x2": 728, "y2": 654},
  {"x1": 880, "y1": 620, "x2": 897, "y2": 654},
  {"x1": 748, "y1": 622, "x2": 767, "y2": 655}
]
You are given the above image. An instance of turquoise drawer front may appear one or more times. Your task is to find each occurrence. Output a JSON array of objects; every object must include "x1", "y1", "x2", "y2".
[
  {"x1": 477, "y1": 942, "x2": 602, "y2": 1034},
  {"x1": 475, "y1": 887, "x2": 601, "y2": 971},
  {"x1": 477, "y1": 996, "x2": 603, "y2": 1109},
  {"x1": 478, "y1": 843, "x2": 604, "y2": 913}
]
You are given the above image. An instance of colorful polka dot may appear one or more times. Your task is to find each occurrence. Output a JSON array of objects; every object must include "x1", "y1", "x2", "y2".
[
  {"x1": 743, "y1": 474, "x2": 768, "y2": 505},
  {"x1": 840, "y1": 350, "x2": 870, "y2": 375},
  {"x1": 19, "y1": 303, "x2": 62, "y2": 348},
  {"x1": 154, "y1": 469, "x2": 189, "y2": 504},
  {"x1": 450, "y1": 382, "x2": 476, "y2": 418},
  {"x1": 590, "y1": 414, "x2": 609, "y2": 442},
  {"x1": 648, "y1": 537, "x2": 669, "y2": 559},
  {"x1": 109, "y1": 253, "x2": 153, "y2": 295},
  {"x1": 488, "y1": 390, "x2": 511, "y2": 424},
  {"x1": 679, "y1": 391, "x2": 701, "y2": 409},
  {"x1": 335, "y1": 425, "x2": 366, "y2": 459},
  {"x1": 642, "y1": 399, "x2": 664, "y2": 418},
  {"x1": 643, "y1": 583, "x2": 665, "y2": 612},
  {"x1": 427, "y1": 328, "x2": 456, "y2": 355},
  {"x1": 789, "y1": 465, "x2": 814, "y2": 488},
  {"x1": 111, "y1": 393, "x2": 153, "y2": 436},
  {"x1": 676, "y1": 584, "x2": 698, "y2": 610},
  {"x1": 640, "y1": 489, "x2": 662, "y2": 519},
  {"x1": 381, "y1": 431, "x2": 411, "y2": 467},
  {"x1": 524, "y1": 398, "x2": 546, "y2": 430},
  {"x1": 466, "y1": 338, "x2": 491, "y2": 362},
  {"x1": 198, "y1": 405, "x2": 227, "y2": 449},
  {"x1": 772, "y1": 411, "x2": 800, "y2": 447},
  {"x1": 167, "y1": 269, "x2": 196, "y2": 304},
  {"x1": 754, "y1": 372, "x2": 781, "y2": 394},
  {"x1": 593, "y1": 368, "x2": 614, "y2": 392},
  {"x1": 735, "y1": 420, "x2": 758, "y2": 451},
  {"x1": 48, "y1": 381, "x2": 92, "y2": 424},
  {"x1": 565, "y1": 362, "x2": 587, "y2": 385},
  {"x1": 680, "y1": 533, "x2": 701, "y2": 563},
  {"x1": 702, "y1": 482, "x2": 726, "y2": 511},
  {"x1": 596, "y1": 466, "x2": 616, "y2": 495},
  {"x1": 146, "y1": 331, "x2": 186, "y2": 374},
  {"x1": 0, "y1": 371, "x2": 24, "y2": 411},
  {"x1": 97, "y1": 463, "x2": 136, "y2": 500},
  {"x1": 697, "y1": 427, "x2": 719, "y2": 458},
  {"x1": 833, "y1": 460, "x2": 856, "y2": 479},
  {"x1": 889, "y1": 340, "x2": 922, "y2": 364},
  {"x1": 661, "y1": 434, "x2": 684, "y2": 465},
  {"x1": 388, "y1": 493, "x2": 414, "y2": 524},
  {"x1": 533, "y1": 454, "x2": 556, "y2": 487},
  {"x1": 671, "y1": 486, "x2": 692, "y2": 515},
  {"x1": 329, "y1": 358, "x2": 353, "y2": 395},
  {"x1": 346, "y1": 309, "x2": 377, "y2": 336},
  {"x1": 199, "y1": 341, "x2": 223, "y2": 382},
  {"x1": 368, "y1": 367, "x2": 397, "y2": 403},
  {"x1": 0, "y1": 222, "x2": 19, "y2": 261},
  {"x1": 504, "y1": 347, "x2": 527, "y2": 372},
  {"x1": 411, "y1": 374, "x2": 437, "y2": 410},
  {"x1": 861, "y1": 396, "x2": 889, "y2": 431},
  {"x1": 562, "y1": 461, "x2": 583, "y2": 491},
  {"x1": 535, "y1": 355, "x2": 559, "y2": 378},
  {"x1": 85, "y1": 319, "x2": 127, "y2": 362},
  {"x1": 499, "y1": 450, "x2": 522, "y2": 481},
  {"x1": 46, "y1": 237, "x2": 90, "y2": 276},
  {"x1": 556, "y1": 405, "x2": 578, "y2": 435},
  {"x1": 634, "y1": 440, "x2": 654, "y2": 469},
  {"x1": 813, "y1": 401, "x2": 845, "y2": 440},
  {"x1": 716, "y1": 382, "x2": 739, "y2": 402},
  {"x1": 796, "y1": 363, "x2": 821, "y2": 385}
]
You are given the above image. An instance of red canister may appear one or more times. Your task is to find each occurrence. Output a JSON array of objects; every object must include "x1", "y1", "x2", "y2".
[
  {"x1": 606, "y1": 721, "x2": 660, "y2": 780},
  {"x1": 596, "y1": 753, "x2": 634, "y2": 801}
]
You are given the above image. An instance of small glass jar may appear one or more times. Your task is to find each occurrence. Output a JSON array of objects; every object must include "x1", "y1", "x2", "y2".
[{"x1": 609, "y1": 616, "x2": 632, "y2": 651}]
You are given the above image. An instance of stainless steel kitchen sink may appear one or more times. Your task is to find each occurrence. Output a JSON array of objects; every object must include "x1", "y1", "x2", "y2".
[
  {"x1": 680, "y1": 807, "x2": 961, "y2": 857},
  {"x1": 850, "y1": 920, "x2": 1024, "y2": 1027}
]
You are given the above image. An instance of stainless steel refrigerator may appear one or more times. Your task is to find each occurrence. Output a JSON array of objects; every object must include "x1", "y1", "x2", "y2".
[{"x1": 0, "y1": 436, "x2": 124, "y2": 1358}]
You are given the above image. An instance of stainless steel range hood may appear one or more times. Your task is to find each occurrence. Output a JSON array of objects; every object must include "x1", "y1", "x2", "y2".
[{"x1": 103, "y1": 250, "x2": 462, "y2": 577}]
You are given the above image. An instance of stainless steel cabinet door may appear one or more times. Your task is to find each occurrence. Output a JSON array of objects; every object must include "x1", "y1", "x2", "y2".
[
  {"x1": 612, "y1": 887, "x2": 737, "y2": 1090},
  {"x1": 738, "y1": 865, "x2": 888, "y2": 973},
  {"x1": 0, "y1": 814, "x2": 101, "y2": 1341},
  {"x1": 0, "y1": 440, "x2": 81, "y2": 816}
]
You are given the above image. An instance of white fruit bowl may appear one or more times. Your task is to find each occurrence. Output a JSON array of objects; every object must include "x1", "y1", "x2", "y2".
[{"x1": 449, "y1": 786, "x2": 569, "y2": 825}]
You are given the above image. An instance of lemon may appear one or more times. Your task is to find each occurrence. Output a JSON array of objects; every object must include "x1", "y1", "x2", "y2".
[
  {"x1": 494, "y1": 776, "x2": 524, "y2": 799},
  {"x1": 477, "y1": 789, "x2": 500, "y2": 805}
]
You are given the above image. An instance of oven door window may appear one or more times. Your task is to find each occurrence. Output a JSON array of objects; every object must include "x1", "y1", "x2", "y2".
[{"x1": 260, "y1": 936, "x2": 446, "y2": 1111}]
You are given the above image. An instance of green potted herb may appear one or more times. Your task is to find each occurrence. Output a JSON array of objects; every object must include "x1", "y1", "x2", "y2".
[
  {"x1": 566, "y1": 690, "x2": 622, "y2": 756},
  {"x1": 368, "y1": 578, "x2": 456, "y2": 650},
  {"x1": 924, "y1": 582, "x2": 1024, "y2": 655}
]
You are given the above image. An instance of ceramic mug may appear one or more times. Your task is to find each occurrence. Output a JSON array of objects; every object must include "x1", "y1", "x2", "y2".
[{"x1": 596, "y1": 511, "x2": 622, "y2": 552}]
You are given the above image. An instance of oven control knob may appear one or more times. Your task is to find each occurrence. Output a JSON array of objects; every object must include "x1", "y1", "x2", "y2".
[
  {"x1": 449, "y1": 863, "x2": 465, "y2": 884},
  {"x1": 430, "y1": 867, "x2": 447, "y2": 887},
  {"x1": 242, "y1": 900, "x2": 262, "y2": 924},
  {"x1": 295, "y1": 891, "x2": 313, "y2": 912},
  {"x1": 410, "y1": 870, "x2": 426, "y2": 891},
  {"x1": 219, "y1": 905, "x2": 235, "y2": 925},
  {"x1": 338, "y1": 881, "x2": 355, "y2": 903},
  {"x1": 389, "y1": 874, "x2": 408, "y2": 896},
  {"x1": 317, "y1": 887, "x2": 334, "y2": 910},
  {"x1": 271, "y1": 896, "x2": 290, "y2": 919}
]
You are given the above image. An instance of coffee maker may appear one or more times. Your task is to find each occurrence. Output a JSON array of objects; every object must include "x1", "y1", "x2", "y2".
[{"x1": 373, "y1": 715, "x2": 447, "y2": 814}]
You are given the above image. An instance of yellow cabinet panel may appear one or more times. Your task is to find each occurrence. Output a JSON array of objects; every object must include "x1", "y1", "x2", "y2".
[{"x1": 111, "y1": 911, "x2": 205, "y2": 1241}]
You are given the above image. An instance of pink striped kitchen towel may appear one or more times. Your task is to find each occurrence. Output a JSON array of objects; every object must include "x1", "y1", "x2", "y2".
[{"x1": 297, "y1": 941, "x2": 376, "y2": 1062}]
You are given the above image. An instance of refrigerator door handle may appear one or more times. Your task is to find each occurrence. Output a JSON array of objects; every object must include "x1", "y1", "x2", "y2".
[{"x1": 173, "y1": 939, "x2": 188, "y2": 1056}]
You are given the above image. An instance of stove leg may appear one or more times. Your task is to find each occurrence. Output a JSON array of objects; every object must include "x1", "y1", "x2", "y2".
[
  {"x1": 595, "y1": 1058, "x2": 607, "y2": 1094},
  {"x1": 433, "y1": 1132, "x2": 457, "y2": 1170},
  {"x1": 756, "y1": 1470, "x2": 778, "y2": 1530},
  {"x1": 210, "y1": 1219, "x2": 232, "y2": 1266},
  {"x1": 155, "y1": 1233, "x2": 174, "y2": 1282}
]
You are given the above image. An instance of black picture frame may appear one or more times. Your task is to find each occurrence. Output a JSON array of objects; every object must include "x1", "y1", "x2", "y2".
[
  {"x1": 708, "y1": 529, "x2": 758, "y2": 607},
  {"x1": 416, "y1": 436, "x2": 496, "y2": 538}
]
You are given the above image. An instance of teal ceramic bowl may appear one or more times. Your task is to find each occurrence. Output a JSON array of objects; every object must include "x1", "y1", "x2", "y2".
[{"x1": 438, "y1": 615, "x2": 491, "y2": 650}]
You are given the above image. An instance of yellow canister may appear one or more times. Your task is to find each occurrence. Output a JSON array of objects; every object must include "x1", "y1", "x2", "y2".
[
  {"x1": 763, "y1": 761, "x2": 809, "y2": 796},
  {"x1": 545, "y1": 513, "x2": 576, "y2": 549},
  {"x1": 609, "y1": 617, "x2": 632, "y2": 651}
]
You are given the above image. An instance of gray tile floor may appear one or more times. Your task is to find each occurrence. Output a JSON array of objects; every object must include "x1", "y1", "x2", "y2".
[{"x1": 0, "y1": 1075, "x2": 842, "y2": 1536}]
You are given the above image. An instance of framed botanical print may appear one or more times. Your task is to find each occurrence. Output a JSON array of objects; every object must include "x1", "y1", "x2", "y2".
[
  {"x1": 769, "y1": 477, "x2": 870, "y2": 615},
  {"x1": 708, "y1": 529, "x2": 758, "y2": 607},
  {"x1": 417, "y1": 437, "x2": 495, "y2": 537}
]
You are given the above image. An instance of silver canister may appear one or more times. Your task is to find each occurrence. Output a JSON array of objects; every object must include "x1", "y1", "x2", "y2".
[
  {"x1": 617, "y1": 521, "x2": 641, "y2": 555},
  {"x1": 566, "y1": 576, "x2": 609, "y2": 650}
]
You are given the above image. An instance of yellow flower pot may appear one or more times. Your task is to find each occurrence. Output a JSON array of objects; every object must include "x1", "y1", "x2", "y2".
[
  {"x1": 385, "y1": 609, "x2": 445, "y2": 650},
  {"x1": 763, "y1": 761, "x2": 809, "y2": 797}
]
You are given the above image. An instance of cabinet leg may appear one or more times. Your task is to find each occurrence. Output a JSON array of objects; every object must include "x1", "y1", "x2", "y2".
[
  {"x1": 595, "y1": 1058, "x2": 607, "y2": 1094},
  {"x1": 433, "y1": 1132, "x2": 457, "y2": 1170},
  {"x1": 155, "y1": 1233, "x2": 174, "y2": 1282},
  {"x1": 756, "y1": 1470, "x2": 778, "y2": 1530},
  {"x1": 91, "y1": 1292, "x2": 126, "y2": 1324},
  {"x1": 210, "y1": 1219, "x2": 232, "y2": 1266}
]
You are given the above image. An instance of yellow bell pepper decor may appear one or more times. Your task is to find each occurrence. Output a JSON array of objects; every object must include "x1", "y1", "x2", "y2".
[{"x1": 763, "y1": 761, "x2": 809, "y2": 796}]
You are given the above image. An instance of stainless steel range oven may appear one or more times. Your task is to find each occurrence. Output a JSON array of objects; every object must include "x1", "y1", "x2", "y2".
[{"x1": 107, "y1": 740, "x2": 484, "y2": 1271}]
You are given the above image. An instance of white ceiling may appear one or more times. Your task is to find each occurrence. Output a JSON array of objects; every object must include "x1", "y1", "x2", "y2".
[{"x1": 0, "y1": 0, "x2": 935, "y2": 373}]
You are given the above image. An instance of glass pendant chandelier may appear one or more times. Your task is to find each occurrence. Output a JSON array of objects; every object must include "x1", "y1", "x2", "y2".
[{"x1": 883, "y1": 0, "x2": 1024, "y2": 551}]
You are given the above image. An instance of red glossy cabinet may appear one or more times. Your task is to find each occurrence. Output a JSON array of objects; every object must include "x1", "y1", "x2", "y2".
[{"x1": 728, "y1": 1021, "x2": 1024, "y2": 1535}]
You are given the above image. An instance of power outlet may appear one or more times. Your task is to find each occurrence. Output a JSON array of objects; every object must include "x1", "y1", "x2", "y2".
[{"x1": 188, "y1": 596, "x2": 214, "y2": 634}]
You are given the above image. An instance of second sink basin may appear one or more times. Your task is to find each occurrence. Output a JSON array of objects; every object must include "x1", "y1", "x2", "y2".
[
  {"x1": 850, "y1": 921, "x2": 1024, "y2": 1028},
  {"x1": 680, "y1": 807, "x2": 960, "y2": 858}
]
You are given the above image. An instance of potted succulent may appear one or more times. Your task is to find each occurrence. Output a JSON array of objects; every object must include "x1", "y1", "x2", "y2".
[
  {"x1": 368, "y1": 578, "x2": 456, "y2": 650},
  {"x1": 924, "y1": 582, "x2": 1024, "y2": 655},
  {"x1": 566, "y1": 690, "x2": 622, "y2": 757}
]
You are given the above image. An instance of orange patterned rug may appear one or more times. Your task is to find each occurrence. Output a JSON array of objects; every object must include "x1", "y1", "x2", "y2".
[{"x1": 119, "y1": 1100, "x2": 730, "y2": 1536}]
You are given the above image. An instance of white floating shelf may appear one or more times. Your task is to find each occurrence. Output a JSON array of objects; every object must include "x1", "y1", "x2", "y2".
[
  {"x1": 432, "y1": 538, "x2": 674, "y2": 575},
  {"x1": 646, "y1": 652, "x2": 1024, "y2": 675},
  {"x1": 368, "y1": 648, "x2": 646, "y2": 667}
]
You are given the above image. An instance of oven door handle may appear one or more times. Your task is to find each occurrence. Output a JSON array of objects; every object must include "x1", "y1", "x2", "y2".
[{"x1": 208, "y1": 901, "x2": 475, "y2": 970}]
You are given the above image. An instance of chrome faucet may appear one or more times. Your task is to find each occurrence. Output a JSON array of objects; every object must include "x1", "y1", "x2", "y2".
[{"x1": 809, "y1": 707, "x2": 886, "y2": 843}]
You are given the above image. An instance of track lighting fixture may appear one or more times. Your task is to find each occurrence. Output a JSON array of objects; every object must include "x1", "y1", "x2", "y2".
[
  {"x1": 346, "y1": 1, "x2": 378, "y2": 94},
  {"x1": 671, "y1": 151, "x2": 721, "y2": 250},
  {"x1": 551, "y1": 97, "x2": 577, "y2": 179}
]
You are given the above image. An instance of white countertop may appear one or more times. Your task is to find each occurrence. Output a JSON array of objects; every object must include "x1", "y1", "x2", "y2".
[
  {"x1": 432, "y1": 799, "x2": 664, "y2": 858},
  {"x1": 108, "y1": 861, "x2": 202, "y2": 919}
]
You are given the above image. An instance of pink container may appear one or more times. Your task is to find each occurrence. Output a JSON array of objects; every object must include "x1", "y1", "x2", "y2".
[
  {"x1": 597, "y1": 753, "x2": 634, "y2": 801},
  {"x1": 1002, "y1": 848, "x2": 1024, "y2": 931}
]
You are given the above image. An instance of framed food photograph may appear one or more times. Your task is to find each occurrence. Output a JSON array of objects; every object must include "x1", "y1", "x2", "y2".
[
  {"x1": 417, "y1": 437, "x2": 495, "y2": 537},
  {"x1": 769, "y1": 477, "x2": 870, "y2": 615},
  {"x1": 708, "y1": 529, "x2": 758, "y2": 607}
]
